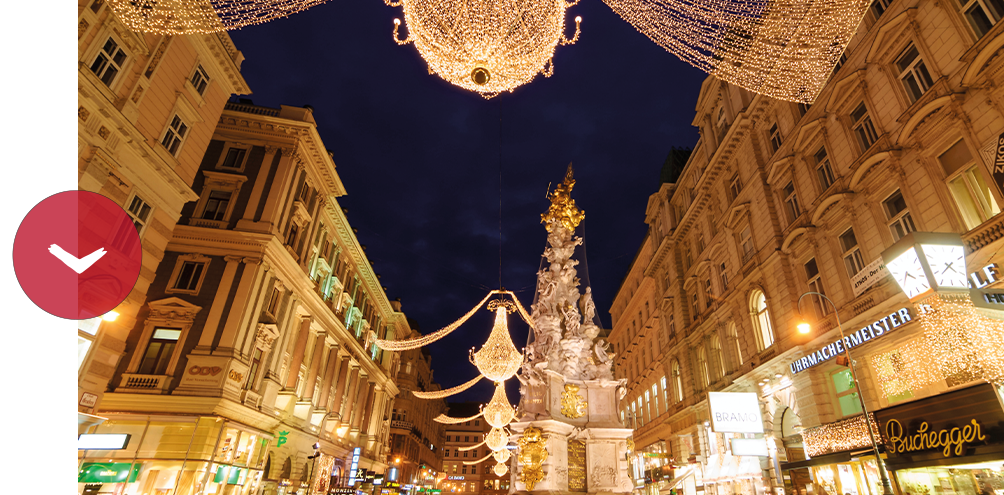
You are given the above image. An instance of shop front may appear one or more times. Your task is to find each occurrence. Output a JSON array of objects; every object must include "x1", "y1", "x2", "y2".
[
  {"x1": 77, "y1": 415, "x2": 272, "y2": 495},
  {"x1": 782, "y1": 413, "x2": 887, "y2": 495},
  {"x1": 875, "y1": 383, "x2": 1004, "y2": 495}
]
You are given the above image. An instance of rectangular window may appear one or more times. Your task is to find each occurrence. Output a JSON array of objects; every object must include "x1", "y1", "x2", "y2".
[
  {"x1": 871, "y1": 0, "x2": 892, "y2": 18},
  {"x1": 959, "y1": 0, "x2": 1004, "y2": 38},
  {"x1": 704, "y1": 278, "x2": 713, "y2": 302},
  {"x1": 696, "y1": 233, "x2": 705, "y2": 253},
  {"x1": 174, "y1": 261, "x2": 205, "y2": 291},
  {"x1": 684, "y1": 246, "x2": 693, "y2": 270},
  {"x1": 652, "y1": 383, "x2": 661, "y2": 416},
  {"x1": 897, "y1": 45, "x2": 934, "y2": 103},
  {"x1": 299, "y1": 183, "x2": 311, "y2": 203},
  {"x1": 729, "y1": 173, "x2": 743, "y2": 202},
  {"x1": 719, "y1": 262, "x2": 729, "y2": 291},
  {"x1": 667, "y1": 313, "x2": 676, "y2": 336},
  {"x1": 769, "y1": 123, "x2": 783, "y2": 153},
  {"x1": 831, "y1": 369, "x2": 863, "y2": 416},
  {"x1": 89, "y1": 37, "x2": 127, "y2": 87},
  {"x1": 286, "y1": 222, "x2": 299, "y2": 248},
  {"x1": 125, "y1": 194, "x2": 152, "y2": 234},
  {"x1": 840, "y1": 228, "x2": 866, "y2": 278},
  {"x1": 834, "y1": 53, "x2": 848, "y2": 72},
  {"x1": 462, "y1": 465, "x2": 467, "y2": 475},
  {"x1": 138, "y1": 328, "x2": 181, "y2": 375},
  {"x1": 644, "y1": 390, "x2": 652, "y2": 423},
  {"x1": 883, "y1": 190, "x2": 916, "y2": 241},
  {"x1": 202, "y1": 190, "x2": 232, "y2": 221},
  {"x1": 266, "y1": 287, "x2": 281, "y2": 316},
  {"x1": 161, "y1": 115, "x2": 189, "y2": 156},
  {"x1": 740, "y1": 226, "x2": 754, "y2": 261},
  {"x1": 78, "y1": 317, "x2": 102, "y2": 371},
  {"x1": 804, "y1": 258, "x2": 830, "y2": 317},
  {"x1": 222, "y1": 148, "x2": 247, "y2": 169},
  {"x1": 815, "y1": 147, "x2": 836, "y2": 190},
  {"x1": 190, "y1": 64, "x2": 210, "y2": 95},
  {"x1": 851, "y1": 104, "x2": 879, "y2": 152},
  {"x1": 940, "y1": 140, "x2": 1001, "y2": 229},
  {"x1": 783, "y1": 181, "x2": 801, "y2": 222},
  {"x1": 245, "y1": 348, "x2": 262, "y2": 390},
  {"x1": 691, "y1": 292, "x2": 700, "y2": 318}
]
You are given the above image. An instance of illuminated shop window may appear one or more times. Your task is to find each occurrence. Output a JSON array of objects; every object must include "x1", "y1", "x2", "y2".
[{"x1": 831, "y1": 369, "x2": 863, "y2": 417}]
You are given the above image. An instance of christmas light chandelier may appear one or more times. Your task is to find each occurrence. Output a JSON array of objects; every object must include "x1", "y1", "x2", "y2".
[
  {"x1": 386, "y1": 0, "x2": 581, "y2": 97},
  {"x1": 106, "y1": 0, "x2": 329, "y2": 34},
  {"x1": 472, "y1": 301, "x2": 525, "y2": 382}
]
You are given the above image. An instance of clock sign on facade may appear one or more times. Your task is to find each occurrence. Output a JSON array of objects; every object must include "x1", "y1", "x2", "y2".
[{"x1": 882, "y1": 233, "x2": 970, "y2": 300}]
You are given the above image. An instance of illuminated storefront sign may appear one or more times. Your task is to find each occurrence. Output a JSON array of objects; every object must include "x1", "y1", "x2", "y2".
[
  {"x1": 970, "y1": 263, "x2": 1001, "y2": 288},
  {"x1": 78, "y1": 462, "x2": 143, "y2": 483},
  {"x1": 348, "y1": 448, "x2": 361, "y2": 485},
  {"x1": 789, "y1": 307, "x2": 913, "y2": 374},
  {"x1": 708, "y1": 392, "x2": 764, "y2": 433},
  {"x1": 447, "y1": 476, "x2": 465, "y2": 480},
  {"x1": 884, "y1": 418, "x2": 986, "y2": 457},
  {"x1": 78, "y1": 433, "x2": 130, "y2": 450}
]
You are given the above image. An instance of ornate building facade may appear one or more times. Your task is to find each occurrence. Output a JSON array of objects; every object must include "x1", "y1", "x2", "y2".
[
  {"x1": 610, "y1": 2, "x2": 1004, "y2": 494},
  {"x1": 78, "y1": 101, "x2": 408, "y2": 495},
  {"x1": 76, "y1": 0, "x2": 250, "y2": 429},
  {"x1": 390, "y1": 342, "x2": 448, "y2": 490}
]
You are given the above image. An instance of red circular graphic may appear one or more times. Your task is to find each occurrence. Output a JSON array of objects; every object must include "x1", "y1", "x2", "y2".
[{"x1": 13, "y1": 190, "x2": 143, "y2": 320}]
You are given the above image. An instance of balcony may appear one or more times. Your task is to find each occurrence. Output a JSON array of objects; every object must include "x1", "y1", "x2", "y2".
[
  {"x1": 224, "y1": 101, "x2": 279, "y2": 116},
  {"x1": 391, "y1": 420, "x2": 414, "y2": 430},
  {"x1": 964, "y1": 214, "x2": 1004, "y2": 253},
  {"x1": 117, "y1": 374, "x2": 171, "y2": 394},
  {"x1": 188, "y1": 217, "x2": 227, "y2": 229}
]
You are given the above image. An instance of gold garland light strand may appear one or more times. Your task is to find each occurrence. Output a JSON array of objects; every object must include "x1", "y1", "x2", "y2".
[
  {"x1": 412, "y1": 374, "x2": 484, "y2": 399},
  {"x1": 459, "y1": 439, "x2": 487, "y2": 452},
  {"x1": 376, "y1": 291, "x2": 497, "y2": 351},
  {"x1": 600, "y1": 0, "x2": 872, "y2": 103},
  {"x1": 387, "y1": 0, "x2": 581, "y2": 97},
  {"x1": 435, "y1": 410, "x2": 484, "y2": 424},
  {"x1": 107, "y1": 0, "x2": 329, "y2": 34}
]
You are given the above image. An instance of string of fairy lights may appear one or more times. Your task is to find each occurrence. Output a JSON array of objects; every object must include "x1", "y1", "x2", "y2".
[
  {"x1": 388, "y1": 0, "x2": 581, "y2": 97},
  {"x1": 104, "y1": 0, "x2": 864, "y2": 102},
  {"x1": 601, "y1": 0, "x2": 871, "y2": 102},
  {"x1": 106, "y1": 0, "x2": 328, "y2": 35},
  {"x1": 871, "y1": 295, "x2": 1004, "y2": 398},
  {"x1": 374, "y1": 290, "x2": 532, "y2": 476}
]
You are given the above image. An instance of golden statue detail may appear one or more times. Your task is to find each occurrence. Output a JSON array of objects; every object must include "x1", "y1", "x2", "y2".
[
  {"x1": 560, "y1": 383, "x2": 588, "y2": 418},
  {"x1": 518, "y1": 426, "x2": 549, "y2": 490},
  {"x1": 541, "y1": 164, "x2": 585, "y2": 232}
]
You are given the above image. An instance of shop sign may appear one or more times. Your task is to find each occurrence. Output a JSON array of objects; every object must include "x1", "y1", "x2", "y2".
[
  {"x1": 876, "y1": 383, "x2": 1004, "y2": 465},
  {"x1": 969, "y1": 263, "x2": 1001, "y2": 288},
  {"x1": 850, "y1": 257, "x2": 889, "y2": 297},
  {"x1": 79, "y1": 392, "x2": 98, "y2": 408},
  {"x1": 388, "y1": 467, "x2": 398, "y2": 482},
  {"x1": 189, "y1": 365, "x2": 223, "y2": 376},
  {"x1": 213, "y1": 465, "x2": 246, "y2": 485},
  {"x1": 789, "y1": 307, "x2": 913, "y2": 374},
  {"x1": 78, "y1": 462, "x2": 143, "y2": 483},
  {"x1": 348, "y1": 447, "x2": 361, "y2": 484},
  {"x1": 331, "y1": 489, "x2": 356, "y2": 495},
  {"x1": 448, "y1": 475, "x2": 465, "y2": 480},
  {"x1": 708, "y1": 392, "x2": 764, "y2": 433},
  {"x1": 277, "y1": 430, "x2": 289, "y2": 447},
  {"x1": 730, "y1": 438, "x2": 768, "y2": 457},
  {"x1": 78, "y1": 433, "x2": 130, "y2": 450},
  {"x1": 375, "y1": 475, "x2": 385, "y2": 485}
]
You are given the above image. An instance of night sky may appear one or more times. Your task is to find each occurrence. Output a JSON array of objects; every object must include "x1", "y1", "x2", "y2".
[{"x1": 228, "y1": 0, "x2": 706, "y2": 403}]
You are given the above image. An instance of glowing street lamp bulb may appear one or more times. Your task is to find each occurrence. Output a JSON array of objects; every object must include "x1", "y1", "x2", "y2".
[
  {"x1": 575, "y1": 16, "x2": 582, "y2": 22},
  {"x1": 394, "y1": 18, "x2": 401, "y2": 25},
  {"x1": 797, "y1": 321, "x2": 811, "y2": 334},
  {"x1": 102, "y1": 311, "x2": 119, "y2": 322}
]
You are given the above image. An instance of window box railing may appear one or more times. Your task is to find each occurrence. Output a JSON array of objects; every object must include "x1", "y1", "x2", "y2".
[{"x1": 118, "y1": 373, "x2": 171, "y2": 394}]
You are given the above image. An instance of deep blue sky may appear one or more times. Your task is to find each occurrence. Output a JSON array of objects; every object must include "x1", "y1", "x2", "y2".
[{"x1": 229, "y1": 0, "x2": 706, "y2": 403}]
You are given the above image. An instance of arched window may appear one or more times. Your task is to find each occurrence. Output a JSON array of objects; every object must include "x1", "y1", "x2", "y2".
[
  {"x1": 697, "y1": 347, "x2": 710, "y2": 389},
  {"x1": 750, "y1": 290, "x2": 775, "y2": 350},
  {"x1": 672, "y1": 360, "x2": 684, "y2": 403},
  {"x1": 727, "y1": 322, "x2": 743, "y2": 367},
  {"x1": 710, "y1": 334, "x2": 726, "y2": 379},
  {"x1": 404, "y1": 361, "x2": 412, "y2": 374}
]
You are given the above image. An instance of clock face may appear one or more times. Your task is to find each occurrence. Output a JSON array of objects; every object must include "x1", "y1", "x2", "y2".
[
  {"x1": 887, "y1": 247, "x2": 931, "y2": 299},
  {"x1": 922, "y1": 244, "x2": 968, "y2": 288}
]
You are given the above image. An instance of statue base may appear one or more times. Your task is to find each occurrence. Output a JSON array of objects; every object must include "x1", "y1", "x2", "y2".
[{"x1": 511, "y1": 371, "x2": 632, "y2": 495}]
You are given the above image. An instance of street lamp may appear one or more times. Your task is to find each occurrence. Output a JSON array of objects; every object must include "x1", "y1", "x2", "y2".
[
  {"x1": 306, "y1": 442, "x2": 321, "y2": 495},
  {"x1": 795, "y1": 291, "x2": 894, "y2": 495}
]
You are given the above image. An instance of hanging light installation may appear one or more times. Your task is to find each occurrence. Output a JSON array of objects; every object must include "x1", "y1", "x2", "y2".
[
  {"x1": 386, "y1": 0, "x2": 581, "y2": 97},
  {"x1": 493, "y1": 448, "x2": 511, "y2": 464},
  {"x1": 483, "y1": 383, "x2": 517, "y2": 428},
  {"x1": 106, "y1": 0, "x2": 330, "y2": 34},
  {"x1": 472, "y1": 301, "x2": 524, "y2": 382},
  {"x1": 485, "y1": 427, "x2": 510, "y2": 451},
  {"x1": 412, "y1": 374, "x2": 484, "y2": 400},
  {"x1": 601, "y1": 0, "x2": 871, "y2": 102},
  {"x1": 494, "y1": 462, "x2": 509, "y2": 476}
]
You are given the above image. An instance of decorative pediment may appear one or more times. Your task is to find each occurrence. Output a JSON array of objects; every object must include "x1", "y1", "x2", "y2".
[
  {"x1": 726, "y1": 202, "x2": 751, "y2": 229},
  {"x1": 825, "y1": 70, "x2": 866, "y2": 113},
  {"x1": 255, "y1": 323, "x2": 280, "y2": 351},
  {"x1": 849, "y1": 151, "x2": 891, "y2": 190},
  {"x1": 897, "y1": 95, "x2": 952, "y2": 146},
  {"x1": 766, "y1": 155, "x2": 795, "y2": 185},
  {"x1": 866, "y1": 9, "x2": 917, "y2": 64},
  {"x1": 961, "y1": 27, "x2": 1004, "y2": 86},
  {"x1": 781, "y1": 227, "x2": 809, "y2": 253},
  {"x1": 793, "y1": 118, "x2": 824, "y2": 151},
  {"x1": 811, "y1": 193, "x2": 853, "y2": 224},
  {"x1": 148, "y1": 297, "x2": 203, "y2": 321}
]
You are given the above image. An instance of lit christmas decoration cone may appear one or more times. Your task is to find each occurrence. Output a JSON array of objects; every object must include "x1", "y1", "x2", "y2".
[
  {"x1": 483, "y1": 382, "x2": 516, "y2": 428},
  {"x1": 472, "y1": 305, "x2": 523, "y2": 382}
]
